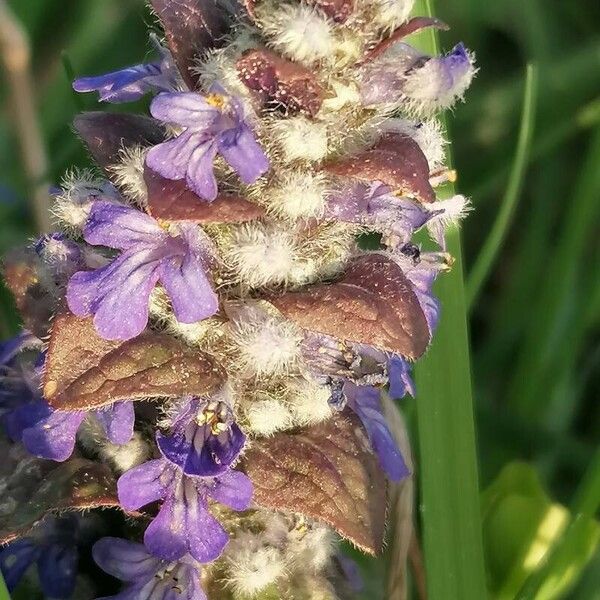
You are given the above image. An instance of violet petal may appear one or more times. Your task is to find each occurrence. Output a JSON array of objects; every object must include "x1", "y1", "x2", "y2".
[
  {"x1": 84, "y1": 202, "x2": 165, "y2": 250},
  {"x1": 150, "y1": 92, "x2": 219, "y2": 128},
  {"x1": 207, "y1": 470, "x2": 254, "y2": 511},
  {"x1": 94, "y1": 401, "x2": 135, "y2": 445},
  {"x1": 67, "y1": 248, "x2": 162, "y2": 340},
  {"x1": 117, "y1": 459, "x2": 170, "y2": 511},
  {"x1": 92, "y1": 538, "x2": 164, "y2": 582},
  {"x1": 217, "y1": 123, "x2": 270, "y2": 185},
  {"x1": 158, "y1": 252, "x2": 218, "y2": 324},
  {"x1": 22, "y1": 408, "x2": 86, "y2": 461}
]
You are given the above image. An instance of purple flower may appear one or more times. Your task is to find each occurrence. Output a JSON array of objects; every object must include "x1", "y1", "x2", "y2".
[
  {"x1": 388, "y1": 355, "x2": 416, "y2": 399},
  {"x1": 337, "y1": 380, "x2": 410, "y2": 481},
  {"x1": 93, "y1": 537, "x2": 206, "y2": 600},
  {"x1": 157, "y1": 395, "x2": 246, "y2": 477},
  {"x1": 360, "y1": 42, "x2": 475, "y2": 112},
  {"x1": 146, "y1": 89, "x2": 270, "y2": 201},
  {"x1": 0, "y1": 334, "x2": 45, "y2": 441},
  {"x1": 118, "y1": 458, "x2": 253, "y2": 563},
  {"x1": 21, "y1": 400, "x2": 135, "y2": 462},
  {"x1": 66, "y1": 201, "x2": 219, "y2": 340},
  {"x1": 394, "y1": 250, "x2": 447, "y2": 336},
  {"x1": 326, "y1": 181, "x2": 435, "y2": 248},
  {"x1": 0, "y1": 515, "x2": 79, "y2": 598},
  {"x1": 73, "y1": 43, "x2": 178, "y2": 104}
]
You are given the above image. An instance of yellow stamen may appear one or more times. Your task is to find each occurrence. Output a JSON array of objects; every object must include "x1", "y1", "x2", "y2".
[{"x1": 205, "y1": 93, "x2": 227, "y2": 110}]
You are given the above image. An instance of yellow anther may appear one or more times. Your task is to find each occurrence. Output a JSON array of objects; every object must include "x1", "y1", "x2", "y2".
[{"x1": 205, "y1": 93, "x2": 227, "y2": 110}]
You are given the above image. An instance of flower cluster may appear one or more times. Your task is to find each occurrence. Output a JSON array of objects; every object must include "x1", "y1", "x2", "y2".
[{"x1": 0, "y1": 1, "x2": 474, "y2": 598}]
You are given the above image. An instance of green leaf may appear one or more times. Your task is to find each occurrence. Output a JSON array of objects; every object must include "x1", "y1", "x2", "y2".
[
  {"x1": 515, "y1": 450, "x2": 600, "y2": 600},
  {"x1": 481, "y1": 460, "x2": 600, "y2": 600},
  {"x1": 0, "y1": 572, "x2": 9, "y2": 600},
  {"x1": 410, "y1": 1, "x2": 488, "y2": 599}
]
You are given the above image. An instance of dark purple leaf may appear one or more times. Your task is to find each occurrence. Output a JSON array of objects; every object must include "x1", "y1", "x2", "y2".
[
  {"x1": 74, "y1": 112, "x2": 164, "y2": 171},
  {"x1": 0, "y1": 439, "x2": 119, "y2": 545},
  {"x1": 44, "y1": 313, "x2": 226, "y2": 410},
  {"x1": 2, "y1": 248, "x2": 56, "y2": 338},
  {"x1": 322, "y1": 134, "x2": 435, "y2": 203},
  {"x1": 243, "y1": 412, "x2": 386, "y2": 554},
  {"x1": 267, "y1": 254, "x2": 430, "y2": 359},
  {"x1": 362, "y1": 17, "x2": 449, "y2": 63},
  {"x1": 150, "y1": 0, "x2": 233, "y2": 89},
  {"x1": 145, "y1": 166, "x2": 265, "y2": 223},
  {"x1": 237, "y1": 48, "x2": 325, "y2": 117}
]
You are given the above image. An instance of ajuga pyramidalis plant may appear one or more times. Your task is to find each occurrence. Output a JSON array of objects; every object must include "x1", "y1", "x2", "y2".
[{"x1": 0, "y1": 1, "x2": 475, "y2": 598}]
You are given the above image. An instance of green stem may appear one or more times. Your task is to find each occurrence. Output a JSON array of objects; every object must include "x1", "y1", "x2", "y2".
[
  {"x1": 412, "y1": 1, "x2": 488, "y2": 599},
  {"x1": 467, "y1": 63, "x2": 539, "y2": 309}
]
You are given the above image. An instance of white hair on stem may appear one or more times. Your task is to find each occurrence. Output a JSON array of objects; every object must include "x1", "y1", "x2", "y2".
[
  {"x1": 225, "y1": 222, "x2": 299, "y2": 288},
  {"x1": 286, "y1": 379, "x2": 333, "y2": 426}
]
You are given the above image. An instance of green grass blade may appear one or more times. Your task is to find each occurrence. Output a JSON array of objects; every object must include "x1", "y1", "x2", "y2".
[
  {"x1": 0, "y1": 572, "x2": 9, "y2": 600},
  {"x1": 507, "y1": 123, "x2": 600, "y2": 422},
  {"x1": 411, "y1": 1, "x2": 488, "y2": 599},
  {"x1": 467, "y1": 63, "x2": 539, "y2": 309}
]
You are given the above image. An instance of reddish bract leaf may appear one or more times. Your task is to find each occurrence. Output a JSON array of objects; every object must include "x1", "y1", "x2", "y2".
[
  {"x1": 306, "y1": 0, "x2": 355, "y2": 23},
  {"x1": 44, "y1": 313, "x2": 226, "y2": 410},
  {"x1": 74, "y1": 112, "x2": 164, "y2": 171},
  {"x1": 243, "y1": 412, "x2": 386, "y2": 554},
  {"x1": 0, "y1": 443, "x2": 119, "y2": 545},
  {"x1": 2, "y1": 248, "x2": 57, "y2": 337},
  {"x1": 242, "y1": 0, "x2": 256, "y2": 20},
  {"x1": 237, "y1": 48, "x2": 325, "y2": 117},
  {"x1": 150, "y1": 0, "x2": 233, "y2": 89},
  {"x1": 145, "y1": 166, "x2": 265, "y2": 223},
  {"x1": 322, "y1": 134, "x2": 435, "y2": 203},
  {"x1": 362, "y1": 17, "x2": 449, "y2": 63},
  {"x1": 268, "y1": 253, "x2": 430, "y2": 359}
]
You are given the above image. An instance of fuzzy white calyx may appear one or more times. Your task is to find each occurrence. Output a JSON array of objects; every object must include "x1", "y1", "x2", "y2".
[
  {"x1": 245, "y1": 398, "x2": 294, "y2": 436},
  {"x1": 369, "y1": 0, "x2": 415, "y2": 31},
  {"x1": 109, "y1": 145, "x2": 148, "y2": 206},
  {"x1": 269, "y1": 116, "x2": 329, "y2": 163},
  {"x1": 402, "y1": 50, "x2": 477, "y2": 114},
  {"x1": 225, "y1": 532, "x2": 287, "y2": 596},
  {"x1": 229, "y1": 306, "x2": 303, "y2": 377},
  {"x1": 266, "y1": 171, "x2": 328, "y2": 220},
  {"x1": 321, "y1": 79, "x2": 361, "y2": 113},
  {"x1": 428, "y1": 194, "x2": 471, "y2": 228},
  {"x1": 226, "y1": 223, "x2": 299, "y2": 287},
  {"x1": 287, "y1": 521, "x2": 337, "y2": 573},
  {"x1": 52, "y1": 170, "x2": 119, "y2": 233},
  {"x1": 286, "y1": 379, "x2": 333, "y2": 426},
  {"x1": 257, "y1": 2, "x2": 336, "y2": 65}
]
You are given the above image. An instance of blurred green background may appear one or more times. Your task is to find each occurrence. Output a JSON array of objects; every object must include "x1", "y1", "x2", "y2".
[{"x1": 0, "y1": 0, "x2": 598, "y2": 598}]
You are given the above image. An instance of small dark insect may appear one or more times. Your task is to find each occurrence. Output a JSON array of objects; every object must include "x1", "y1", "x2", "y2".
[{"x1": 400, "y1": 243, "x2": 421, "y2": 264}]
